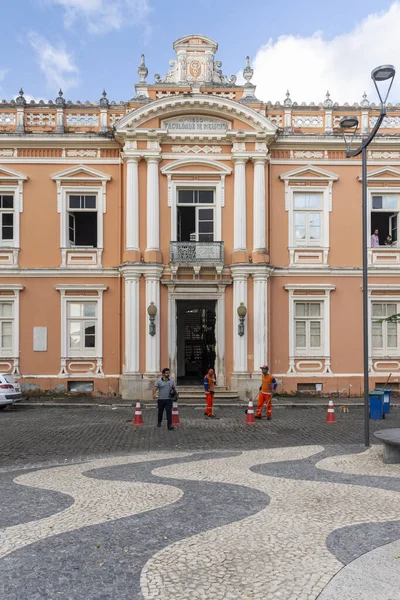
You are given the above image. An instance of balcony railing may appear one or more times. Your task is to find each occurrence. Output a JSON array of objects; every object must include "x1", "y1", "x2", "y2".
[{"x1": 170, "y1": 241, "x2": 224, "y2": 264}]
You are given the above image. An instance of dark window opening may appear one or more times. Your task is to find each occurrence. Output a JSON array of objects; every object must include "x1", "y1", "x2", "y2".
[
  {"x1": 178, "y1": 189, "x2": 214, "y2": 204},
  {"x1": 1, "y1": 213, "x2": 13, "y2": 240},
  {"x1": 177, "y1": 206, "x2": 195, "y2": 242},
  {"x1": 371, "y1": 212, "x2": 397, "y2": 245},
  {"x1": 68, "y1": 212, "x2": 97, "y2": 247}
]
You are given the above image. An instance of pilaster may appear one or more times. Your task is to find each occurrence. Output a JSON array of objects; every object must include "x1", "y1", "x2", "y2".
[
  {"x1": 145, "y1": 156, "x2": 162, "y2": 263},
  {"x1": 252, "y1": 157, "x2": 268, "y2": 261},
  {"x1": 125, "y1": 156, "x2": 141, "y2": 260},
  {"x1": 143, "y1": 265, "x2": 163, "y2": 377},
  {"x1": 252, "y1": 269, "x2": 269, "y2": 376},
  {"x1": 232, "y1": 156, "x2": 248, "y2": 262}
]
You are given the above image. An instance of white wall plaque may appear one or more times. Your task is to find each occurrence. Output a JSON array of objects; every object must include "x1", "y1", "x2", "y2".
[
  {"x1": 162, "y1": 116, "x2": 230, "y2": 131},
  {"x1": 34, "y1": 327, "x2": 47, "y2": 352}
]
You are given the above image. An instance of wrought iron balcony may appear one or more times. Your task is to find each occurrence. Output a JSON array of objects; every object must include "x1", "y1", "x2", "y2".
[{"x1": 170, "y1": 241, "x2": 224, "y2": 264}]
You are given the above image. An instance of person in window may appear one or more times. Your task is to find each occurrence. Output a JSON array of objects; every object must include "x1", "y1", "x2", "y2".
[
  {"x1": 371, "y1": 229, "x2": 380, "y2": 247},
  {"x1": 153, "y1": 368, "x2": 176, "y2": 430},
  {"x1": 384, "y1": 235, "x2": 393, "y2": 246}
]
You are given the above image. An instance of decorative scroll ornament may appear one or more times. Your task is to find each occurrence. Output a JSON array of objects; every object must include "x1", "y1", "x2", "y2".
[
  {"x1": 66, "y1": 149, "x2": 98, "y2": 158},
  {"x1": 292, "y1": 150, "x2": 324, "y2": 159},
  {"x1": 0, "y1": 149, "x2": 13, "y2": 156},
  {"x1": 154, "y1": 35, "x2": 236, "y2": 85}
]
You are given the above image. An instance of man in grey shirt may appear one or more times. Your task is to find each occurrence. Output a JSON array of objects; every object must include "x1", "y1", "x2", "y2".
[{"x1": 153, "y1": 367, "x2": 176, "y2": 430}]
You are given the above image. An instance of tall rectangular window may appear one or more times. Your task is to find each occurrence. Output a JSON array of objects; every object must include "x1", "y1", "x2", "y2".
[
  {"x1": 372, "y1": 303, "x2": 399, "y2": 355},
  {"x1": 0, "y1": 301, "x2": 13, "y2": 355},
  {"x1": 67, "y1": 301, "x2": 97, "y2": 357},
  {"x1": 293, "y1": 193, "x2": 322, "y2": 246},
  {"x1": 67, "y1": 194, "x2": 97, "y2": 248},
  {"x1": 0, "y1": 195, "x2": 14, "y2": 244},
  {"x1": 295, "y1": 301, "x2": 323, "y2": 355},
  {"x1": 177, "y1": 189, "x2": 214, "y2": 242}
]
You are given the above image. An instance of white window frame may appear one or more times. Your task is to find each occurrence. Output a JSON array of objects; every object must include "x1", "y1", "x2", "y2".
[
  {"x1": 0, "y1": 167, "x2": 28, "y2": 257},
  {"x1": 294, "y1": 301, "x2": 324, "y2": 356},
  {"x1": 66, "y1": 192, "x2": 99, "y2": 248},
  {"x1": 292, "y1": 192, "x2": 324, "y2": 247},
  {"x1": 285, "y1": 284, "x2": 335, "y2": 373},
  {"x1": 56, "y1": 284, "x2": 107, "y2": 375},
  {"x1": 368, "y1": 287, "x2": 400, "y2": 361},
  {"x1": 280, "y1": 165, "x2": 338, "y2": 266},
  {"x1": 176, "y1": 188, "x2": 216, "y2": 242},
  {"x1": 52, "y1": 165, "x2": 111, "y2": 268},
  {"x1": 368, "y1": 188, "x2": 400, "y2": 248},
  {"x1": 0, "y1": 191, "x2": 17, "y2": 247},
  {"x1": 160, "y1": 159, "x2": 232, "y2": 244},
  {"x1": 67, "y1": 300, "x2": 98, "y2": 358},
  {"x1": 0, "y1": 285, "x2": 23, "y2": 373}
]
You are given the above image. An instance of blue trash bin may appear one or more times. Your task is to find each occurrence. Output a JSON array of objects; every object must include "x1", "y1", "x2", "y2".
[
  {"x1": 374, "y1": 388, "x2": 391, "y2": 416},
  {"x1": 369, "y1": 390, "x2": 384, "y2": 419}
]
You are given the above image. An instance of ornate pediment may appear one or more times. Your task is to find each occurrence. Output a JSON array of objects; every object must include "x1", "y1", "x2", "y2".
[
  {"x1": 154, "y1": 34, "x2": 237, "y2": 86},
  {"x1": 280, "y1": 164, "x2": 339, "y2": 182},
  {"x1": 51, "y1": 164, "x2": 111, "y2": 182},
  {"x1": 358, "y1": 166, "x2": 400, "y2": 182},
  {"x1": 0, "y1": 165, "x2": 28, "y2": 182}
]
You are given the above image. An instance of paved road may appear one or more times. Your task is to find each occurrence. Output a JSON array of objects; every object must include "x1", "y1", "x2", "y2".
[
  {"x1": 1, "y1": 404, "x2": 400, "y2": 467},
  {"x1": 1, "y1": 405, "x2": 400, "y2": 600}
]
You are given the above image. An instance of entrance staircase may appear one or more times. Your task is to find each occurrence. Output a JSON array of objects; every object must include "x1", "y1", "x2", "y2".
[{"x1": 176, "y1": 385, "x2": 240, "y2": 403}]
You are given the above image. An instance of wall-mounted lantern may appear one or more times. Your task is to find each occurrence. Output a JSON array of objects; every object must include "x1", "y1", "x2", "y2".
[
  {"x1": 147, "y1": 301, "x2": 157, "y2": 336},
  {"x1": 237, "y1": 302, "x2": 247, "y2": 337}
]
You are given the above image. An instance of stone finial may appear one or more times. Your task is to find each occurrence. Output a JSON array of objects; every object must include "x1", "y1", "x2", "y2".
[
  {"x1": 99, "y1": 89, "x2": 109, "y2": 107},
  {"x1": 243, "y1": 56, "x2": 254, "y2": 86},
  {"x1": 284, "y1": 90, "x2": 292, "y2": 107},
  {"x1": 56, "y1": 89, "x2": 65, "y2": 106},
  {"x1": 324, "y1": 90, "x2": 333, "y2": 108},
  {"x1": 138, "y1": 54, "x2": 148, "y2": 82},
  {"x1": 361, "y1": 91, "x2": 370, "y2": 108},
  {"x1": 15, "y1": 88, "x2": 26, "y2": 106}
]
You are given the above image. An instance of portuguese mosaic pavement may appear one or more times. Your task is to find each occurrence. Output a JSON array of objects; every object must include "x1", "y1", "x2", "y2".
[{"x1": 1, "y1": 437, "x2": 400, "y2": 599}]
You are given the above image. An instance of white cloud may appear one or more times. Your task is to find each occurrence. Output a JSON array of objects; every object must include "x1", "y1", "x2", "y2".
[
  {"x1": 27, "y1": 32, "x2": 79, "y2": 92},
  {"x1": 0, "y1": 69, "x2": 8, "y2": 83},
  {"x1": 246, "y1": 2, "x2": 400, "y2": 104},
  {"x1": 46, "y1": 0, "x2": 151, "y2": 35}
]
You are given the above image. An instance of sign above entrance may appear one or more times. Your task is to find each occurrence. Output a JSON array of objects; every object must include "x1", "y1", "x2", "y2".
[{"x1": 162, "y1": 116, "x2": 230, "y2": 132}]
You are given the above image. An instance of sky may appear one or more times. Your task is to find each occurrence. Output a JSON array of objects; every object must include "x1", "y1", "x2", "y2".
[{"x1": 0, "y1": 0, "x2": 399, "y2": 105}]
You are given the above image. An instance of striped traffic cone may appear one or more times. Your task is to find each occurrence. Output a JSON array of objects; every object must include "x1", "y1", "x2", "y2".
[
  {"x1": 245, "y1": 398, "x2": 256, "y2": 424},
  {"x1": 326, "y1": 399, "x2": 336, "y2": 423},
  {"x1": 132, "y1": 400, "x2": 144, "y2": 426},
  {"x1": 171, "y1": 401, "x2": 181, "y2": 426}
]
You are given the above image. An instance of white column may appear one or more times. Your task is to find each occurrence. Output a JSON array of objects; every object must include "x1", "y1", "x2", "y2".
[
  {"x1": 126, "y1": 157, "x2": 140, "y2": 251},
  {"x1": 252, "y1": 158, "x2": 267, "y2": 252},
  {"x1": 253, "y1": 271, "x2": 269, "y2": 373},
  {"x1": 233, "y1": 273, "x2": 249, "y2": 372},
  {"x1": 124, "y1": 273, "x2": 140, "y2": 373},
  {"x1": 145, "y1": 271, "x2": 161, "y2": 374},
  {"x1": 216, "y1": 286, "x2": 226, "y2": 386},
  {"x1": 233, "y1": 158, "x2": 247, "y2": 252},
  {"x1": 146, "y1": 157, "x2": 160, "y2": 251}
]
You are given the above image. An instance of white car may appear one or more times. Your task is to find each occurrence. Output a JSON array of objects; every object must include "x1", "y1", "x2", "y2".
[{"x1": 0, "y1": 374, "x2": 22, "y2": 410}]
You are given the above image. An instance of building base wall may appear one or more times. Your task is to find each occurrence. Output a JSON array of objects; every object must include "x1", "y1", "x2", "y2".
[{"x1": 19, "y1": 376, "x2": 119, "y2": 397}]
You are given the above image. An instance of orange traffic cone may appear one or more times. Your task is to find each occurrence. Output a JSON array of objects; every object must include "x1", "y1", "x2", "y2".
[
  {"x1": 132, "y1": 400, "x2": 144, "y2": 426},
  {"x1": 171, "y1": 401, "x2": 181, "y2": 426},
  {"x1": 326, "y1": 399, "x2": 336, "y2": 423},
  {"x1": 245, "y1": 398, "x2": 256, "y2": 424}
]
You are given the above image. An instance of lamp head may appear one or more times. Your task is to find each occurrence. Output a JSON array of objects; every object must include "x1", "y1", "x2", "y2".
[
  {"x1": 237, "y1": 302, "x2": 247, "y2": 318},
  {"x1": 147, "y1": 301, "x2": 157, "y2": 317},
  {"x1": 371, "y1": 64, "x2": 396, "y2": 105},
  {"x1": 339, "y1": 116, "x2": 359, "y2": 130}
]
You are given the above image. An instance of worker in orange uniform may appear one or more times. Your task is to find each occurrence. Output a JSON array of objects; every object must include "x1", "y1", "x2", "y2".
[
  {"x1": 255, "y1": 365, "x2": 277, "y2": 420},
  {"x1": 204, "y1": 368, "x2": 216, "y2": 418}
]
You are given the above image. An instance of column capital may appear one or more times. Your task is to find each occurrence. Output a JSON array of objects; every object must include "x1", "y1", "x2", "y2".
[
  {"x1": 232, "y1": 155, "x2": 248, "y2": 165},
  {"x1": 145, "y1": 155, "x2": 161, "y2": 164},
  {"x1": 251, "y1": 156, "x2": 268, "y2": 165},
  {"x1": 142, "y1": 264, "x2": 164, "y2": 279},
  {"x1": 124, "y1": 155, "x2": 141, "y2": 163}
]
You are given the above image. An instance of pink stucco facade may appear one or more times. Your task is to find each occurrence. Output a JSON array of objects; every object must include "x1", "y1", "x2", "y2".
[{"x1": 1, "y1": 35, "x2": 400, "y2": 399}]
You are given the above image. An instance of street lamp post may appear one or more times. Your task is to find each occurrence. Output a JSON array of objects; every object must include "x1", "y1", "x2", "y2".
[{"x1": 340, "y1": 65, "x2": 395, "y2": 447}]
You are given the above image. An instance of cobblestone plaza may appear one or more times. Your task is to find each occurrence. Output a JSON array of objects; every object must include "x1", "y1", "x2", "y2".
[{"x1": 1, "y1": 405, "x2": 400, "y2": 599}]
